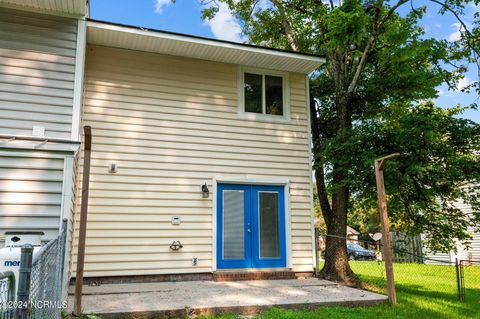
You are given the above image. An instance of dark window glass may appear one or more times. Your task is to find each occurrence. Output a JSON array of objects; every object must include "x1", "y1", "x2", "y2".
[
  {"x1": 244, "y1": 73, "x2": 262, "y2": 113},
  {"x1": 265, "y1": 75, "x2": 283, "y2": 116},
  {"x1": 259, "y1": 192, "x2": 280, "y2": 258}
]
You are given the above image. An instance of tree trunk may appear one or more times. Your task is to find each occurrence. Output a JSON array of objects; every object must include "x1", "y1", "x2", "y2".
[
  {"x1": 311, "y1": 90, "x2": 359, "y2": 285},
  {"x1": 319, "y1": 169, "x2": 358, "y2": 285}
]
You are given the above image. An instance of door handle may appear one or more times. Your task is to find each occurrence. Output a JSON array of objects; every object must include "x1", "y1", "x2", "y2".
[{"x1": 247, "y1": 223, "x2": 252, "y2": 233}]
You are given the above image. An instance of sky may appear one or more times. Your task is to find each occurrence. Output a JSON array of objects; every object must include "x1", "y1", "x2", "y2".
[{"x1": 89, "y1": 0, "x2": 480, "y2": 122}]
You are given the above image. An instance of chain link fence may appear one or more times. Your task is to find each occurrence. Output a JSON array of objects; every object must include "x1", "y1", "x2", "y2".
[
  {"x1": 28, "y1": 220, "x2": 67, "y2": 319},
  {"x1": 458, "y1": 259, "x2": 480, "y2": 302},
  {"x1": 316, "y1": 229, "x2": 480, "y2": 303},
  {"x1": 0, "y1": 220, "x2": 68, "y2": 319},
  {"x1": 0, "y1": 271, "x2": 15, "y2": 319}
]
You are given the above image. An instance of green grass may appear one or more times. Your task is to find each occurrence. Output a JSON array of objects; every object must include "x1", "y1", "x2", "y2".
[{"x1": 199, "y1": 262, "x2": 480, "y2": 319}]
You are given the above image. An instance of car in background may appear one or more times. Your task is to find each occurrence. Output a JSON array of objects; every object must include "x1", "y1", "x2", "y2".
[
  {"x1": 346, "y1": 244, "x2": 376, "y2": 260},
  {"x1": 321, "y1": 243, "x2": 376, "y2": 261}
]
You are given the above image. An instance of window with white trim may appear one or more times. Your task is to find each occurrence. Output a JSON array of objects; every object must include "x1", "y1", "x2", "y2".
[{"x1": 238, "y1": 68, "x2": 289, "y2": 121}]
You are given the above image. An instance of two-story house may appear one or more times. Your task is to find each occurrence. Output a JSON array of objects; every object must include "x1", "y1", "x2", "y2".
[
  {"x1": 71, "y1": 21, "x2": 323, "y2": 281},
  {"x1": 0, "y1": 1, "x2": 324, "y2": 282}
]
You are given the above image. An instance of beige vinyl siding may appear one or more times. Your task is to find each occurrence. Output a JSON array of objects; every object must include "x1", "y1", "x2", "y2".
[
  {"x1": 0, "y1": 7, "x2": 77, "y2": 139},
  {"x1": 72, "y1": 45, "x2": 313, "y2": 277}
]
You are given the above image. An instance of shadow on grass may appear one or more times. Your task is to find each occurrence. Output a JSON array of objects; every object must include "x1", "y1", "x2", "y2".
[{"x1": 199, "y1": 262, "x2": 480, "y2": 319}]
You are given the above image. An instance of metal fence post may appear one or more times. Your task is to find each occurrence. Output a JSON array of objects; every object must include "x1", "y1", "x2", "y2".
[
  {"x1": 314, "y1": 228, "x2": 320, "y2": 277},
  {"x1": 17, "y1": 245, "x2": 33, "y2": 319},
  {"x1": 58, "y1": 219, "x2": 68, "y2": 303},
  {"x1": 455, "y1": 258, "x2": 464, "y2": 301},
  {"x1": 459, "y1": 259, "x2": 465, "y2": 301}
]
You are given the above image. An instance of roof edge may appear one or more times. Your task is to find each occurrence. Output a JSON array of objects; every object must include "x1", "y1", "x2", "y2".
[
  {"x1": 86, "y1": 19, "x2": 326, "y2": 64},
  {"x1": 0, "y1": 1, "x2": 86, "y2": 18}
]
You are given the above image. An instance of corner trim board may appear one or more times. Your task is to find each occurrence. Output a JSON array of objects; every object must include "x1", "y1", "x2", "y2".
[
  {"x1": 305, "y1": 75, "x2": 316, "y2": 270},
  {"x1": 71, "y1": 19, "x2": 87, "y2": 141}
]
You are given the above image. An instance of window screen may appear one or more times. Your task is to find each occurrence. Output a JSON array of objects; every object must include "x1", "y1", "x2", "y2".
[{"x1": 223, "y1": 190, "x2": 245, "y2": 259}]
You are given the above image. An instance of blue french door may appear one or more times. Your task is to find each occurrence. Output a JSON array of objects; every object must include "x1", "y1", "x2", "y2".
[{"x1": 217, "y1": 184, "x2": 286, "y2": 269}]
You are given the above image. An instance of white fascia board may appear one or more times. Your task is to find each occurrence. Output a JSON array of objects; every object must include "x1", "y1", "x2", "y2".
[{"x1": 86, "y1": 21, "x2": 325, "y2": 73}]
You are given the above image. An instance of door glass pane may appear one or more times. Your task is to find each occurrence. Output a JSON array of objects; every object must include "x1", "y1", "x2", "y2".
[
  {"x1": 265, "y1": 75, "x2": 283, "y2": 115},
  {"x1": 223, "y1": 190, "x2": 245, "y2": 260},
  {"x1": 259, "y1": 192, "x2": 280, "y2": 258},
  {"x1": 244, "y1": 73, "x2": 262, "y2": 113}
]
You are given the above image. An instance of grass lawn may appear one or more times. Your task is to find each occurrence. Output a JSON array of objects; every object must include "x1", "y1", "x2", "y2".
[{"x1": 199, "y1": 262, "x2": 480, "y2": 319}]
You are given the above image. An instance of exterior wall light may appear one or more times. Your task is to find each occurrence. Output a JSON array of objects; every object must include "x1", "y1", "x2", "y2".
[{"x1": 202, "y1": 183, "x2": 210, "y2": 198}]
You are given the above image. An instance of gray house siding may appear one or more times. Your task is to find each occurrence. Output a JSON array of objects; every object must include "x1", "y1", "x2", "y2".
[
  {"x1": 424, "y1": 197, "x2": 480, "y2": 263},
  {"x1": 0, "y1": 7, "x2": 77, "y2": 140},
  {"x1": 0, "y1": 150, "x2": 70, "y2": 243},
  {"x1": 0, "y1": 7, "x2": 82, "y2": 250}
]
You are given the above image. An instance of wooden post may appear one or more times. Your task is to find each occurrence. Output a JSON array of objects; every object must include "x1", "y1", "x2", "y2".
[
  {"x1": 375, "y1": 153, "x2": 399, "y2": 305},
  {"x1": 74, "y1": 126, "x2": 92, "y2": 315}
]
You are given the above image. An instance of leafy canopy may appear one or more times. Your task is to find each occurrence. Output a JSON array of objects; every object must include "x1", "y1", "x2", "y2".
[{"x1": 202, "y1": 0, "x2": 480, "y2": 252}]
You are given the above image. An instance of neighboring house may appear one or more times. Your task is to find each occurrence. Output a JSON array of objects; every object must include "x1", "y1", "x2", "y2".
[
  {"x1": 0, "y1": 0, "x2": 86, "y2": 256},
  {"x1": 424, "y1": 197, "x2": 480, "y2": 264},
  {"x1": 0, "y1": 1, "x2": 324, "y2": 282},
  {"x1": 347, "y1": 226, "x2": 359, "y2": 244},
  {"x1": 313, "y1": 219, "x2": 360, "y2": 249}
]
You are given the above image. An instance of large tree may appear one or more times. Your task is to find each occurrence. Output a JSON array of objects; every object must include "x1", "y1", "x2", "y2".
[{"x1": 202, "y1": 0, "x2": 480, "y2": 284}]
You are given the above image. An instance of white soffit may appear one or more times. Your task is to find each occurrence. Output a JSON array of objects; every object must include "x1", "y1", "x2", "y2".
[
  {"x1": 0, "y1": 0, "x2": 86, "y2": 16},
  {"x1": 87, "y1": 20, "x2": 325, "y2": 74}
]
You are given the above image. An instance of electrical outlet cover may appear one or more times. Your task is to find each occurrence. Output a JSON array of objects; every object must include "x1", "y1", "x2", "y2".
[
  {"x1": 32, "y1": 126, "x2": 45, "y2": 137},
  {"x1": 171, "y1": 216, "x2": 181, "y2": 225}
]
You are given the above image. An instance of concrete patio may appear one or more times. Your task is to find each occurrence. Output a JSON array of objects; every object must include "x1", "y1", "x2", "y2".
[{"x1": 68, "y1": 278, "x2": 387, "y2": 318}]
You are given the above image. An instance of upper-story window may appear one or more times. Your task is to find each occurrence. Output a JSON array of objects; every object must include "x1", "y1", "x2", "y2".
[{"x1": 238, "y1": 67, "x2": 289, "y2": 122}]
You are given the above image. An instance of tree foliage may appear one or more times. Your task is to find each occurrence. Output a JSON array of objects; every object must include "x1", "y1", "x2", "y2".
[{"x1": 202, "y1": 0, "x2": 480, "y2": 284}]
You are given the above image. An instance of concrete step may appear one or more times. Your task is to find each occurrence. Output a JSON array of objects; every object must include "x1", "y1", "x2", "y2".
[
  {"x1": 67, "y1": 278, "x2": 389, "y2": 318},
  {"x1": 213, "y1": 269, "x2": 296, "y2": 281}
]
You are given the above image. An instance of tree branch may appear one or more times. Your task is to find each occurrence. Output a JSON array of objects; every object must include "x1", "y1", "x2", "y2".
[
  {"x1": 310, "y1": 97, "x2": 333, "y2": 222},
  {"x1": 329, "y1": 0, "x2": 335, "y2": 10},
  {"x1": 429, "y1": 0, "x2": 480, "y2": 70},
  {"x1": 381, "y1": 0, "x2": 409, "y2": 27},
  {"x1": 271, "y1": 0, "x2": 300, "y2": 51},
  {"x1": 348, "y1": 0, "x2": 410, "y2": 93},
  {"x1": 347, "y1": 6, "x2": 382, "y2": 93}
]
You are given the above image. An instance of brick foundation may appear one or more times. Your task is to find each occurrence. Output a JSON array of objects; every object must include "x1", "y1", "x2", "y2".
[{"x1": 213, "y1": 270, "x2": 297, "y2": 282}]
